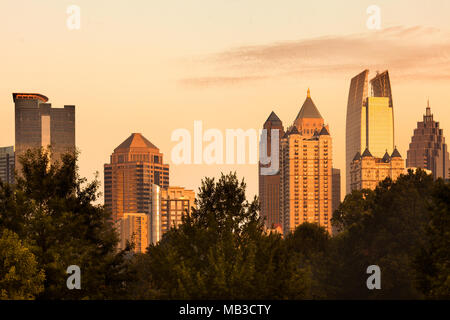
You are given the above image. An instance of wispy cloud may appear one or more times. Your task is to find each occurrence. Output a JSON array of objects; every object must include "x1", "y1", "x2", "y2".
[{"x1": 180, "y1": 26, "x2": 450, "y2": 87}]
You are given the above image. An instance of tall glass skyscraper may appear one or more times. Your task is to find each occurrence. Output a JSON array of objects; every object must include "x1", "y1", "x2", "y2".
[{"x1": 345, "y1": 70, "x2": 394, "y2": 193}]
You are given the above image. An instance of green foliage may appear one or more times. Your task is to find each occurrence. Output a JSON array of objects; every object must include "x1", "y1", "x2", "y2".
[
  {"x1": 0, "y1": 229, "x2": 45, "y2": 299},
  {"x1": 415, "y1": 179, "x2": 450, "y2": 299},
  {"x1": 329, "y1": 169, "x2": 438, "y2": 299},
  {"x1": 0, "y1": 148, "x2": 132, "y2": 299},
  {"x1": 133, "y1": 173, "x2": 314, "y2": 299},
  {"x1": 1, "y1": 150, "x2": 449, "y2": 300}
]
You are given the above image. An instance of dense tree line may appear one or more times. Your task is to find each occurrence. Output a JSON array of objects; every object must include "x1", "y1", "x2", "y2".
[{"x1": 0, "y1": 149, "x2": 449, "y2": 299}]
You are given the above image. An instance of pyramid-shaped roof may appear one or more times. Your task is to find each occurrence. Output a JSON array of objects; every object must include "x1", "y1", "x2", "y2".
[
  {"x1": 295, "y1": 89, "x2": 323, "y2": 120},
  {"x1": 265, "y1": 111, "x2": 282, "y2": 124},
  {"x1": 382, "y1": 151, "x2": 390, "y2": 163},
  {"x1": 319, "y1": 126, "x2": 329, "y2": 135},
  {"x1": 361, "y1": 147, "x2": 373, "y2": 158},
  {"x1": 353, "y1": 151, "x2": 361, "y2": 161},
  {"x1": 391, "y1": 147, "x2": 402, "y2": 158},
  {"x1": 288, "y1": 126, "x2": 300, "y2": 135},
  {"x1": 115, "y1": 133, "x2": 158, "y2": 151}
]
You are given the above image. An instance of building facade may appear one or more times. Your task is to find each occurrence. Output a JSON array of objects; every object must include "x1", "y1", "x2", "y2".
[
  {"x1": 406, "y1": 102, "x2": 450, "y2": 180},
  {"x1": 118, "y1": 213, "x2": 149, "y2": 253},
  {"x1": 259, "y1": 111, "x2": 284, "y2": 229},
  {"x1": 151, "y1": 185, "x2": 195, "y2": 244},
  {"x1": 0, "y1": 146, "x2": 15, "y2": 184},
  {"x1": 14, "y1": 93, "x2": 75, "y2": 174},
  {"x1": 104, "y1": 133, "x2": 169, "y2": 222},
  {"x1": 350, "y1": 147, "x2": 405, "y2": 191},
  {"x1": 331, "y1": 168, "x2": 341, "y2": 215},
  {"x1": 345, "y1": 71, "x2": 394, "y2": 193},
  {"x1": 280, "y1": 89, "x2": 334, "y2": 234}
]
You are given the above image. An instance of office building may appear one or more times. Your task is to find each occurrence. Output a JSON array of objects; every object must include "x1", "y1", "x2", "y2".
[
  {"x1": 345, "y1": 71, "x2": 394, "y2": 193},
  {"x1": 406, "y1": 101, "x2": 450, "y2": 179},
  {"x1": 104, "y1": 133, "x2": 169, "y2": 222},
  {"x1": 151, "y1": 185, "x2": 195, "y2": 244},
  {"x1": 0, "y1": 146, "x2": 15, "y2": 184},
  {"x1": 259, "y1": 111, "x2": 284, "y2": 229},
  {"x1": 14, "y1": 93, "x2": 75, "y2": 174},
  {"x1": 280, "y1": 89, "x2": 334, "y2": 234},
  {"x1": 118, "y1": 213, "x2": 149, "y2": 253}
]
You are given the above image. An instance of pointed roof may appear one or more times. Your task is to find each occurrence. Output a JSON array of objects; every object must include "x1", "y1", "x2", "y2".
[
  {"x1": 295, "y1": 89, "x2": 323, "y2": 120},
  {"x1": 115, "y1": 133, "x2": 158, "y2": 151},
  {"x1": 265, "y1": 111, "x2": 282, "y2": 124},
  {"x1": 382, "y1": 150, "x2": 391, "y2": 162},
  {"x1": 391, "y1": 147, "x2": 402, "y2": 158},
  {"x1": 353, "y1": 151, "x2": 361, "y2": 161},
  {"x1": 312, "y1": 128, "x2": 320, "y2": 137},
  {"x1": 361, "y1": 147, "x2": 373, "y2": 158},
  {"x1": 319, "y1": 126, "x2": 329, "y2": 135},
  {"x1": 288, "y1": 126, "x2": 300, "y2": 135}
]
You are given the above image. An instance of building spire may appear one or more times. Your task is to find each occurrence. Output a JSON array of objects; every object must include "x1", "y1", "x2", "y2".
[
  {"x1": 307, "y1": 88, "x2": 311, "y2": 98},
  {"x1": 426, "y1": 98, "x2": 431, "y2": 116}
]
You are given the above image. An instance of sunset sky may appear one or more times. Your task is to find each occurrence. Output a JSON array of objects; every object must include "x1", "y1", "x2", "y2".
[{"x1": 1, "y1": 0, "x2": 450, "y2": 200}]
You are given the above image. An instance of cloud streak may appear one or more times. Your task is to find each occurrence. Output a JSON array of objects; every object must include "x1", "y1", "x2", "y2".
[{"x1": 180, "y1": 26, "x2": 450, "y2": 87}]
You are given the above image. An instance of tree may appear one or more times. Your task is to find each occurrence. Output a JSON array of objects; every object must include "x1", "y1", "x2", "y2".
[
  {"x1": 0, "y1": 229, "x2": 45, "y2": 300},
  {"x1": 136, "y1": 172, "x2": 312, "y2": 299},
  {"x1": 330, "y1": 169, "x2": 434, "y2": 299},
  {"x1": 415, "y1": 179, "x2": 450, "y2": 299},
  {"x1": 0, "y1": 148, "x2": 133, "y2": 299}
]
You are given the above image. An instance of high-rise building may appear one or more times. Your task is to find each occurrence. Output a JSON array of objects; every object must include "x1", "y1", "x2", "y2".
[
  {"x1": 406, "y1": 101, "x2": 450, "y2": 180},
  {"x1": 118, "y1": 213, "x2": 149, "y2": 253},
  {"x1": 151, "y1": 185, "x2": 195, "y2": 244},
  {"x1": 259, "y1": 111, "x2": 285, "y2": 229},
  {"x1": 0, "y1": 146, "x2": 15, "y2": 184},
  {"x1": 280, "y1": 89, "x2": 334, "y2": 234},
  {"x1": 345, "y1": 71, "x2": 394, "y2": 193},
  {"x1": 14, "y1": 93, "x2": 75, "y2": 174},
  {"x1": 331, "y1": 168, "x2": 341, "y2": 214},
  {"x1": 104, "y1": 133, "x2": 169, "y2": 222},
  {"x1": 350, "y1": 147, "x2": 405, "y2": 191}
]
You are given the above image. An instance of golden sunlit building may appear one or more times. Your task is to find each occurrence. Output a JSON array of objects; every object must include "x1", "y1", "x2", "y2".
[
  {"x1": 350, "y1": 147, "x2": 405, "y2": 191},
  {"x1": 151, "y1": 185, "x2": 195, "y2": 244},
  {"x1": 118, "y1": 213, "x2": 149, "y2": 253},
  {"x1": 104, "y1": 133, "x2": 169, "y2": 252},
  {"x1": 406, "y1": 102, "x2": 450, "y2": 180},
  {"x1": 346, "y1": 70, "x2": 394, "y2": 194},
  {"x1": 104, "y1": 133, "x2": 169, "y2": 222},
  {"x1": 280, "y1": 89, "x2": 335, "y2": 234}
]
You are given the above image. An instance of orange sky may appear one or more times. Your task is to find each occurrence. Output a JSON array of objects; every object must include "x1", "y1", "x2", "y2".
[{"x1": 1, "y1": 1, "x2": 450, "y2": 201}]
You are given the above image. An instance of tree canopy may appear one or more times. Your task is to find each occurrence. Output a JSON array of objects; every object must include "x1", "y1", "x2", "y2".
[{"x1": 0, "y1": 149, "x2": 449, "y2": 300}]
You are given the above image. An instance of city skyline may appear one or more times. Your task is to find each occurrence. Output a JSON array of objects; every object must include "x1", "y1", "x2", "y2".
[{"x1": 2, "y1": 1, "x2": 450, "y2": 201}]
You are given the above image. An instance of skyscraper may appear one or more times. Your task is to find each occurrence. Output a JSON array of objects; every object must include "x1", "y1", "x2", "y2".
[
  {"x1": 406, "y1": 101, "x2": 450, "y2": 179},
  {"x1": 259, "y1": 111, "x2": 284, "y2": 229},
  {"x1": 280, "y1": 89, "x2": 334, "y2": 234},
  {"x1": 345, "y1": 70, "x2": 394, "y2": 193},
  {"x1": 14, "y1": 93, "x2": 75, "y2": 174},
  {"x1": 0, "y1": 146, "x2": 15, "y2": 184},
  {"x1": 104, "y1": 133, "x2": 169, "y2": 222}
]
